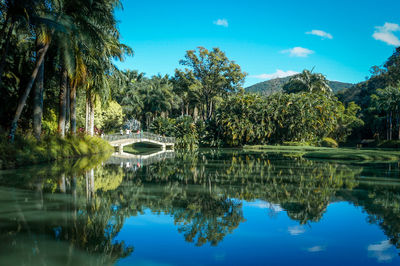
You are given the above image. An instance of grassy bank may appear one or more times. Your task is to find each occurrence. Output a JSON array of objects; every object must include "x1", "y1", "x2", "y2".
[
  {"x1": 0, "y1": 134, "x2": 113, "y2": 169},
  {"x1": 123, "y1": 143, "x2": 163, "y2": 155},
  {"x1": 244, "y1": 145, "x2": 400, "y2": 161}
]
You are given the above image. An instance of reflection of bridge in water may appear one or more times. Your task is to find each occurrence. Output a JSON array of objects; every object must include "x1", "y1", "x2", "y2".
[{"x1": 106, "y1": 150, "x2": 175, "y2": 170}]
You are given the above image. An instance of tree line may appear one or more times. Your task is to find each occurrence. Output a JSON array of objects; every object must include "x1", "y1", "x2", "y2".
[{"x1": 0, "y1": 0, "x2": 131, "y2": 141}]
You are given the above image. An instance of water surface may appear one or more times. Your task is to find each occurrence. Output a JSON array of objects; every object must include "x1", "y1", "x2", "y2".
[{"x1": 0, "y1": 149, "x2": 399, "y2": 265}]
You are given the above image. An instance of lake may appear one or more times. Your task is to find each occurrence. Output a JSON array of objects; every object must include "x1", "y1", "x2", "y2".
[{"x1": 0, "y1": 149, "x2": 399, "y2": 265}]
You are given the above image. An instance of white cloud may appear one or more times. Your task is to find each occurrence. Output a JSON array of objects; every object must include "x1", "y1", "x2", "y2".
[
  {"x1": 368, "y1": 240, "x2": 396, "y2": 262},
  {"x1": 306, "y1": 30, "x2": 333, "y2": 39},
  {"x1": 281, "y1": 47, "x2": 314, "y2": 57},
  {"x1": 251, "y1": 70, "x2": 298, "y2": 80},
  {"x1": 307, "y1": 246, "x2": 325, "y2": 253},
  {"x1": 288, "y1": 225, "x2": 305, "y2": 236},
  {"x1": 213, "y1": 19, "x2": 228, "y2": 27},
  {"x1": 249, "y1": 201, "x2": 284, "y2": 212},
  {"x1": 373, "y1": 22, "x2": 400, "y2": 46}
]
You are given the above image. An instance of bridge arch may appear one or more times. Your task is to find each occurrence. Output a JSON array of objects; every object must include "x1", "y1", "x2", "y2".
[{"x1": 103, "y1": 132, "x2": 175, "y2": 154}]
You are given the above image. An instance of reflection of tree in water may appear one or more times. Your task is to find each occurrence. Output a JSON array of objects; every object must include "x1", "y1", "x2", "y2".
[
  {"x1": 134, "y1": 151, "x2": 360, "y2": 225},
  {"x1": 172, "y1": 196, "x2": 243, "y2": 246},
  {"x1": 341, "y1": 181, "x2": 400, "y2": 254},
  {"x1": 0, "y1": 163, "x2": 133, "y2": 265},
  {"x1": 2, "y1": 150, "x2": 400, "y2": 256}
]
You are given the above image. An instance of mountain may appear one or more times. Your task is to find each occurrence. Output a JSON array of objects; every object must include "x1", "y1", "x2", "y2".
[{"x1": 245, "y1": 76, "x2": 354, "y2": 95}]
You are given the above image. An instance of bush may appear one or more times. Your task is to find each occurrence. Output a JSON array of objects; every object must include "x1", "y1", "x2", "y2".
[
  {"x1": 320, "y1": 137, "x2": 338, "y2": 148},
  {"x1": 150, "y1": 116, "x2": 198, "y2": 150},
  {"x1": 0, "y1": 134, "x2": 113, "y2": 169}
]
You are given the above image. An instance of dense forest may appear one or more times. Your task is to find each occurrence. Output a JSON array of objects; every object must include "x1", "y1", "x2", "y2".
[{"x1": 0, "y1": 1, "x2": 399, "y2": 151}]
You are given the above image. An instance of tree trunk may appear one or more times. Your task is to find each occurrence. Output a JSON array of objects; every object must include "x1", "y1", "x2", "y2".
[
  {"x1": 58, "y1": 68, "x2": 67, "y2": 137},
  {"x1": 65, "y1": 80, "x2": 70, "y2": 133},
  {"x1": 390, "y1": 111, "x2": 393, "y2": 141},
  {"x1": 70, "y1": 84, "x2": 77, "y2": 134},
  {"x1": 89, "y1": 97, "x2": 95, "y2": 136},
  {"x1": 205, "y1": 95, "x2": 210, "y2": 120},
  {"x1": 0, "y1": 20, "x2": 14, "y2": 85},
  {"x1": 193, "y1": 106, "x2": 198, "y2": 122},
  {"x1": 208, "y1": 100, "x2": 213, "y2": 119},
  {"x1": 33, "y1": 57, "x2": 44, "y2": 140},
  {"x1": 85, "y1": 92, "x2": 89, "y2": 134},
  {"x1": 90, "y1": 99, "x2": 94, "y2": 137},
  {"x1": 9, "y1": 41, "x2": 50, "y2": 141},
  {"x1": 387, "y1": 113, "x2": 390, "y2": 141},
  {"x1": 398, "y1": 111, "x2": 400, "y2": 140}
]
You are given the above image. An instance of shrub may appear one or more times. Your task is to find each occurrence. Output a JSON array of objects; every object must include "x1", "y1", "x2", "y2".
[
  {"x1": 320, "y1": 137, "x2": 338, "y2": 148},
  {"x1": 150, "y1": 116, "x2": 198, "y2": 150},
  {"x1": 0, "y1": 134, "x2": 113, "y2": 169}
]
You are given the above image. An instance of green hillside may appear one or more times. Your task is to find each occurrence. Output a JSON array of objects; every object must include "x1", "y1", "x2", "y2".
[{"x1": 246, "y1": 76, "x2": 354, "y2": 95}]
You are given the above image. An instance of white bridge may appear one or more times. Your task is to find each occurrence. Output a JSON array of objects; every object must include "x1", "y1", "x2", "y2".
[{"x1": 103, "y1": 132, "x2": 175, "y2": 153}]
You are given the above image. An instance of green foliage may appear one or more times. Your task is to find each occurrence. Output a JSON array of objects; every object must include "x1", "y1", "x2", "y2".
[
  {"x1": 216, "y1": 92, "x2": 266, "y2": 146},
  {"x1": 283, "y1": 70, "x2": 332, "y2": 94},
  {"x1": 42, "y1": 109, "x2": 58, "y2": 135},
  {"x1": 149, "y1": 117, "x2": 175, "y2": 136},
  {"x1": 214, "y1": 91, "x2": 362, "y2": 147},
  {"x1": 174, "y1": 116, "x2": 198, "y2": 150},
  {"x1": 178, "y1": 47, "x2": 247, "y2": 119},
  {"x1": 101, "y1": 100, "x2": 124, "y2": 133},
  {"x1": 149, "y1": 115, "x2": 198, "y2": 150},
  {"x1": 0, "y1": 134, "x2": 113, "y2": 169},
  {"x1": 320, "y1": 137, "x2": 339, "y2": 148}
]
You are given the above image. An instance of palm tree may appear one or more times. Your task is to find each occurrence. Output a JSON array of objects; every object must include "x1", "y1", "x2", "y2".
[
  {"x1": 9, "y1": 0, "x2": 69, "y2": 141},
  {"x1": 283, "y1": 69, "x2": 332, "y2": 94}
]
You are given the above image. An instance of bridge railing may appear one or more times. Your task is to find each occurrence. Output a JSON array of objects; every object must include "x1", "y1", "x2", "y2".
[{"x1": 103, "y1": 132, "x2": 175, "y2": 144}]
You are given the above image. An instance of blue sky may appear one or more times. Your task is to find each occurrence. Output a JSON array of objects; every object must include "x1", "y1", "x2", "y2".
[{"x1": 114, "y1": 0, "x2": 400, "y2": 87}]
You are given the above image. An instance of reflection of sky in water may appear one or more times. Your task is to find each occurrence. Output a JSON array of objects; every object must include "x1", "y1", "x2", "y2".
[
  {"x1": 115, "y1": 201, "x2": 400, "y2": 266},
  {"x1": 368, "y1": 240, "x2": 397, "y2": 262}
]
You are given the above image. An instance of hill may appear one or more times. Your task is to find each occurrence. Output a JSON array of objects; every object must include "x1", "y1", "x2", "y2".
[{"x1": 245, "y1": 76, "x2": 354, "y2": 95}]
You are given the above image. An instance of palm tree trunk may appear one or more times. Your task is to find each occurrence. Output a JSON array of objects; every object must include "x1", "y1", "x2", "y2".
[
  {"x1": 70, "y1": 84, "x2": 77, "y2": 134},
  {"x1": 0, "y1": 20, "x2": 14, "y2": 85},
  {"x1": 65, "y1": 80, "x2": 70, "y2": 133},
  {"x1": 387, "y1": 112, "x2": 390, "y2": 141},
  {"x1": 85, "y1": 92, "x2": 89, "y2": 134},
  {"x1": 89, "y1": 97, "x2": 95, "y2": 136},
  {"x1": 33, "y1": 58, "x2": 44, "y2": 140},
  {"x1": 9, "y1": 41, "x2": 50, "y2": 141},
  {"x1": 398, "y1": 111, "x2": 400, "y2": 140},
  {"x1": 390, "y1": 111, "x2": 393, "y2": 141},
  {"x1": 58, "y1": 68, "x2": 68, "y2": 137},
  {"x1": 193, "y1": 106, "x2": 198, "y2": 122}
]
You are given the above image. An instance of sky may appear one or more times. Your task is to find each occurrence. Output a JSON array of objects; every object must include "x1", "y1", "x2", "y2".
[{"x1": 114, "y1": 0, "x2": 400, "y2": 87}]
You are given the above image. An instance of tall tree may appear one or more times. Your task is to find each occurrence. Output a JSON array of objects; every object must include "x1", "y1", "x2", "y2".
[{"x1": 178, "y1": 47, "x2": 246, "y2": 120}]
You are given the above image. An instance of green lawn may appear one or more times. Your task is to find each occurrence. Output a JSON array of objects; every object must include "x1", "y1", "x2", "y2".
[
  {"x1": 123, "y1": 143, "x2": 162, "y2": 155},
  {"x1": 244, "y1": 145, "x2": 400, "y2": 161}
]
